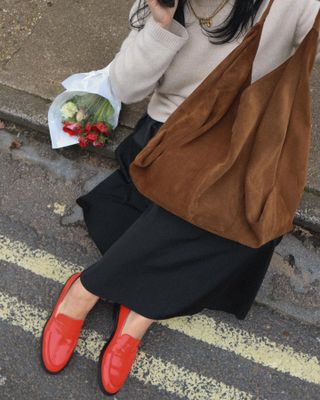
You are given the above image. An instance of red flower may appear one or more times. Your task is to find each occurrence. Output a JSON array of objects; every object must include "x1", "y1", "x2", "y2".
[
  {"x1": 92, "y1": 139, "x2": 105, "y2": 147},
  {"x1": 87, "y1": 132, "x2": 98, "y2": 142},
  {"x1": 78, "y1": 135, "x2": 89, "y2": 148},
  {"x1": 63, "y1": 121, "x2": 82, "y2": 136},
  {"x1": 92, "y1": 122, "x2": 110, "y2": 136},
  {"x1": 85, "y1": 122, "x2": 92, "y2": 133}
]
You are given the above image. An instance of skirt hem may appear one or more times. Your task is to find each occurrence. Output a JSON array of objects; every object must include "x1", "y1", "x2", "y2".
[{"x1": 79, "y1": 271, "x2": 248, "y2": 321}]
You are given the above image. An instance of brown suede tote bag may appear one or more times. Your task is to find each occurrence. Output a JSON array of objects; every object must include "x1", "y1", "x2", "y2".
[{"x1": 129, "y1": 0, "x2": 320, "y2": 248}]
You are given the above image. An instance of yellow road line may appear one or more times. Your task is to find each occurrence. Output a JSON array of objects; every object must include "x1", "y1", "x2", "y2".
[
  {"x1": 47, "y1": 203, "x2": 66, "y2": 216},
  {"x1": 0, "y1": 291, "x2": 252, "y2": 400},
  {"x1": 161, "y1": 316, "x2": 320, "y2": 385},
  {"x1": 0, "y1": 234, "x2": 81, "y2": 284},
  {"x1": 1, "y1": 234, "x2": 320, "y2": 385}
]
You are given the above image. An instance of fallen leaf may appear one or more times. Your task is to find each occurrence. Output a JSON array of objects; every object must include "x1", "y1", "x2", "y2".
[{"x1": 9, "y1": 139, "x2": 22, "y2": 150}]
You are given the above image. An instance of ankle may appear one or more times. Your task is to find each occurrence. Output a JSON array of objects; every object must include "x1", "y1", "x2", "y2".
[
  {"x1": 121, "y1": 310, "x2": 155, "y2": 339},
  {"x1": 69, "y1": 278, "x2": 99, "y2": 302},
  {"x1": 56, "y1": 278, "x2": 99, "y2": 319}
]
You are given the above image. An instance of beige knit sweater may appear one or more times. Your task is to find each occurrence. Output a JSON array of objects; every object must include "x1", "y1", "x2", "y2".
[{"x1": 109, "y1": 0, "x2": 320, "y2": 123}]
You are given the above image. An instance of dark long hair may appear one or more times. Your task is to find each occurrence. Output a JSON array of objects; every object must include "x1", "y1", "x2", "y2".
[{"x1": 129, "y1": 0, "x2": 265, "y2": 44}]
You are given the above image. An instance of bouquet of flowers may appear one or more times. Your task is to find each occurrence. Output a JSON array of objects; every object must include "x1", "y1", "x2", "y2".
[
  {"x1": 48, "y1": 62, "x2": 121, "y2": 149},
  {"x1": 61, "y1": 94, "x2": 114, "y2": 148}
]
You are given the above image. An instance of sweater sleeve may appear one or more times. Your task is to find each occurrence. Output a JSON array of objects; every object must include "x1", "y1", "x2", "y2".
[
  {"x1": 293, "y1": 0, "x2": 320, "y2": 63},
  {"x1": 109, "y1": 1, "x2": 189, "y2": 104}
]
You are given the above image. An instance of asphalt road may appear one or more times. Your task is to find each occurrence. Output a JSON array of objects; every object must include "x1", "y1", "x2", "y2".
[{"x1": 0, "y1": 125, "x2": 319, "y2": 400}]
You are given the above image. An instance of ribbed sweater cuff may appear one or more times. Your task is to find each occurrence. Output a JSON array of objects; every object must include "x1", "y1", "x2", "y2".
[{"x1": 144, "y1": 15, "x2": 189, "y2": 51}]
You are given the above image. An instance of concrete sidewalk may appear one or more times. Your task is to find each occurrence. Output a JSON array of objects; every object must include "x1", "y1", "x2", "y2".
[
  {"x1": 0, "y1": 0, "x2": 149, "y2": 152},
  {"x1": 0, "y1": 0, "x2": 320, "y2": 233}
]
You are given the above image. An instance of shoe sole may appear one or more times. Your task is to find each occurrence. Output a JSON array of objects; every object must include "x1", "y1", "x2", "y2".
[{"x1": 97, "y1": 302, "x2": 121, "y2": 396}]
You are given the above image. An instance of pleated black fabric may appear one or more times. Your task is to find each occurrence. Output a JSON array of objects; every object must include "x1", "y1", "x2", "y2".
[{"x1": 76, "y1": 111, "x2": 283, "y2": 320}]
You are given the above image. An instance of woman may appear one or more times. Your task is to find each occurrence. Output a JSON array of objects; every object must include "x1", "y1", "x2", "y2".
[{"x1": 41, "y1": 0, "x2": 320, "y2": 396}]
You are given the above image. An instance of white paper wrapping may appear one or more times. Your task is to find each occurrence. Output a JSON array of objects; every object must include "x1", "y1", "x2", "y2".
[{"x1": 48, "y1": 62, "x2": 122, "y2": 149}]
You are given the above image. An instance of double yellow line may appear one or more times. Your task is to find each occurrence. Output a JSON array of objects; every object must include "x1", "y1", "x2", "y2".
[
  {"x1": 0, "y1": 233, "x2": 319, "y2": 397},
  {"x1": 0, "y1": 291, "x2": 251, "y2": 399}
]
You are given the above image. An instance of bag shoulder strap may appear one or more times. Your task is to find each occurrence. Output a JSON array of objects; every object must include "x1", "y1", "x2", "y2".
[
  {"x1": 255, "y1": 0, "x2": 276, "y2": 27},
  {"x1": 238, "y1": 0, "x2": 275, "y2": 44},
  {"x1": 312, "y1": 7, "x2": 320, "y2": 32}
]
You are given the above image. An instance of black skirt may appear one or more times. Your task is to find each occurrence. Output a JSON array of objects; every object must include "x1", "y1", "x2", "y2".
[{"x1": 76, "y1": 111, "x2": 283, "y2": 321}]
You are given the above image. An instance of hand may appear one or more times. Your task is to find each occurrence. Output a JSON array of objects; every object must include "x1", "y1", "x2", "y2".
[{"x1": 146, "y1": 0, "x2": 179, "y2": 29}]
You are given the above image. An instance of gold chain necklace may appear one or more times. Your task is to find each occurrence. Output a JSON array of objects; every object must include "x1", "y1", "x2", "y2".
[{"x1": 187, "y1": 0, "x2": 229, "y2": 28}]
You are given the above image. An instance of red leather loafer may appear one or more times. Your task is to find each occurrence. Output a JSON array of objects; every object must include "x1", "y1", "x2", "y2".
[
  {"x1": 41, "y1": 272, "x2": 84, "y2": 374},
  {"x1": 98, "y1": 303, "x2": 142, "y2": 395}
]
